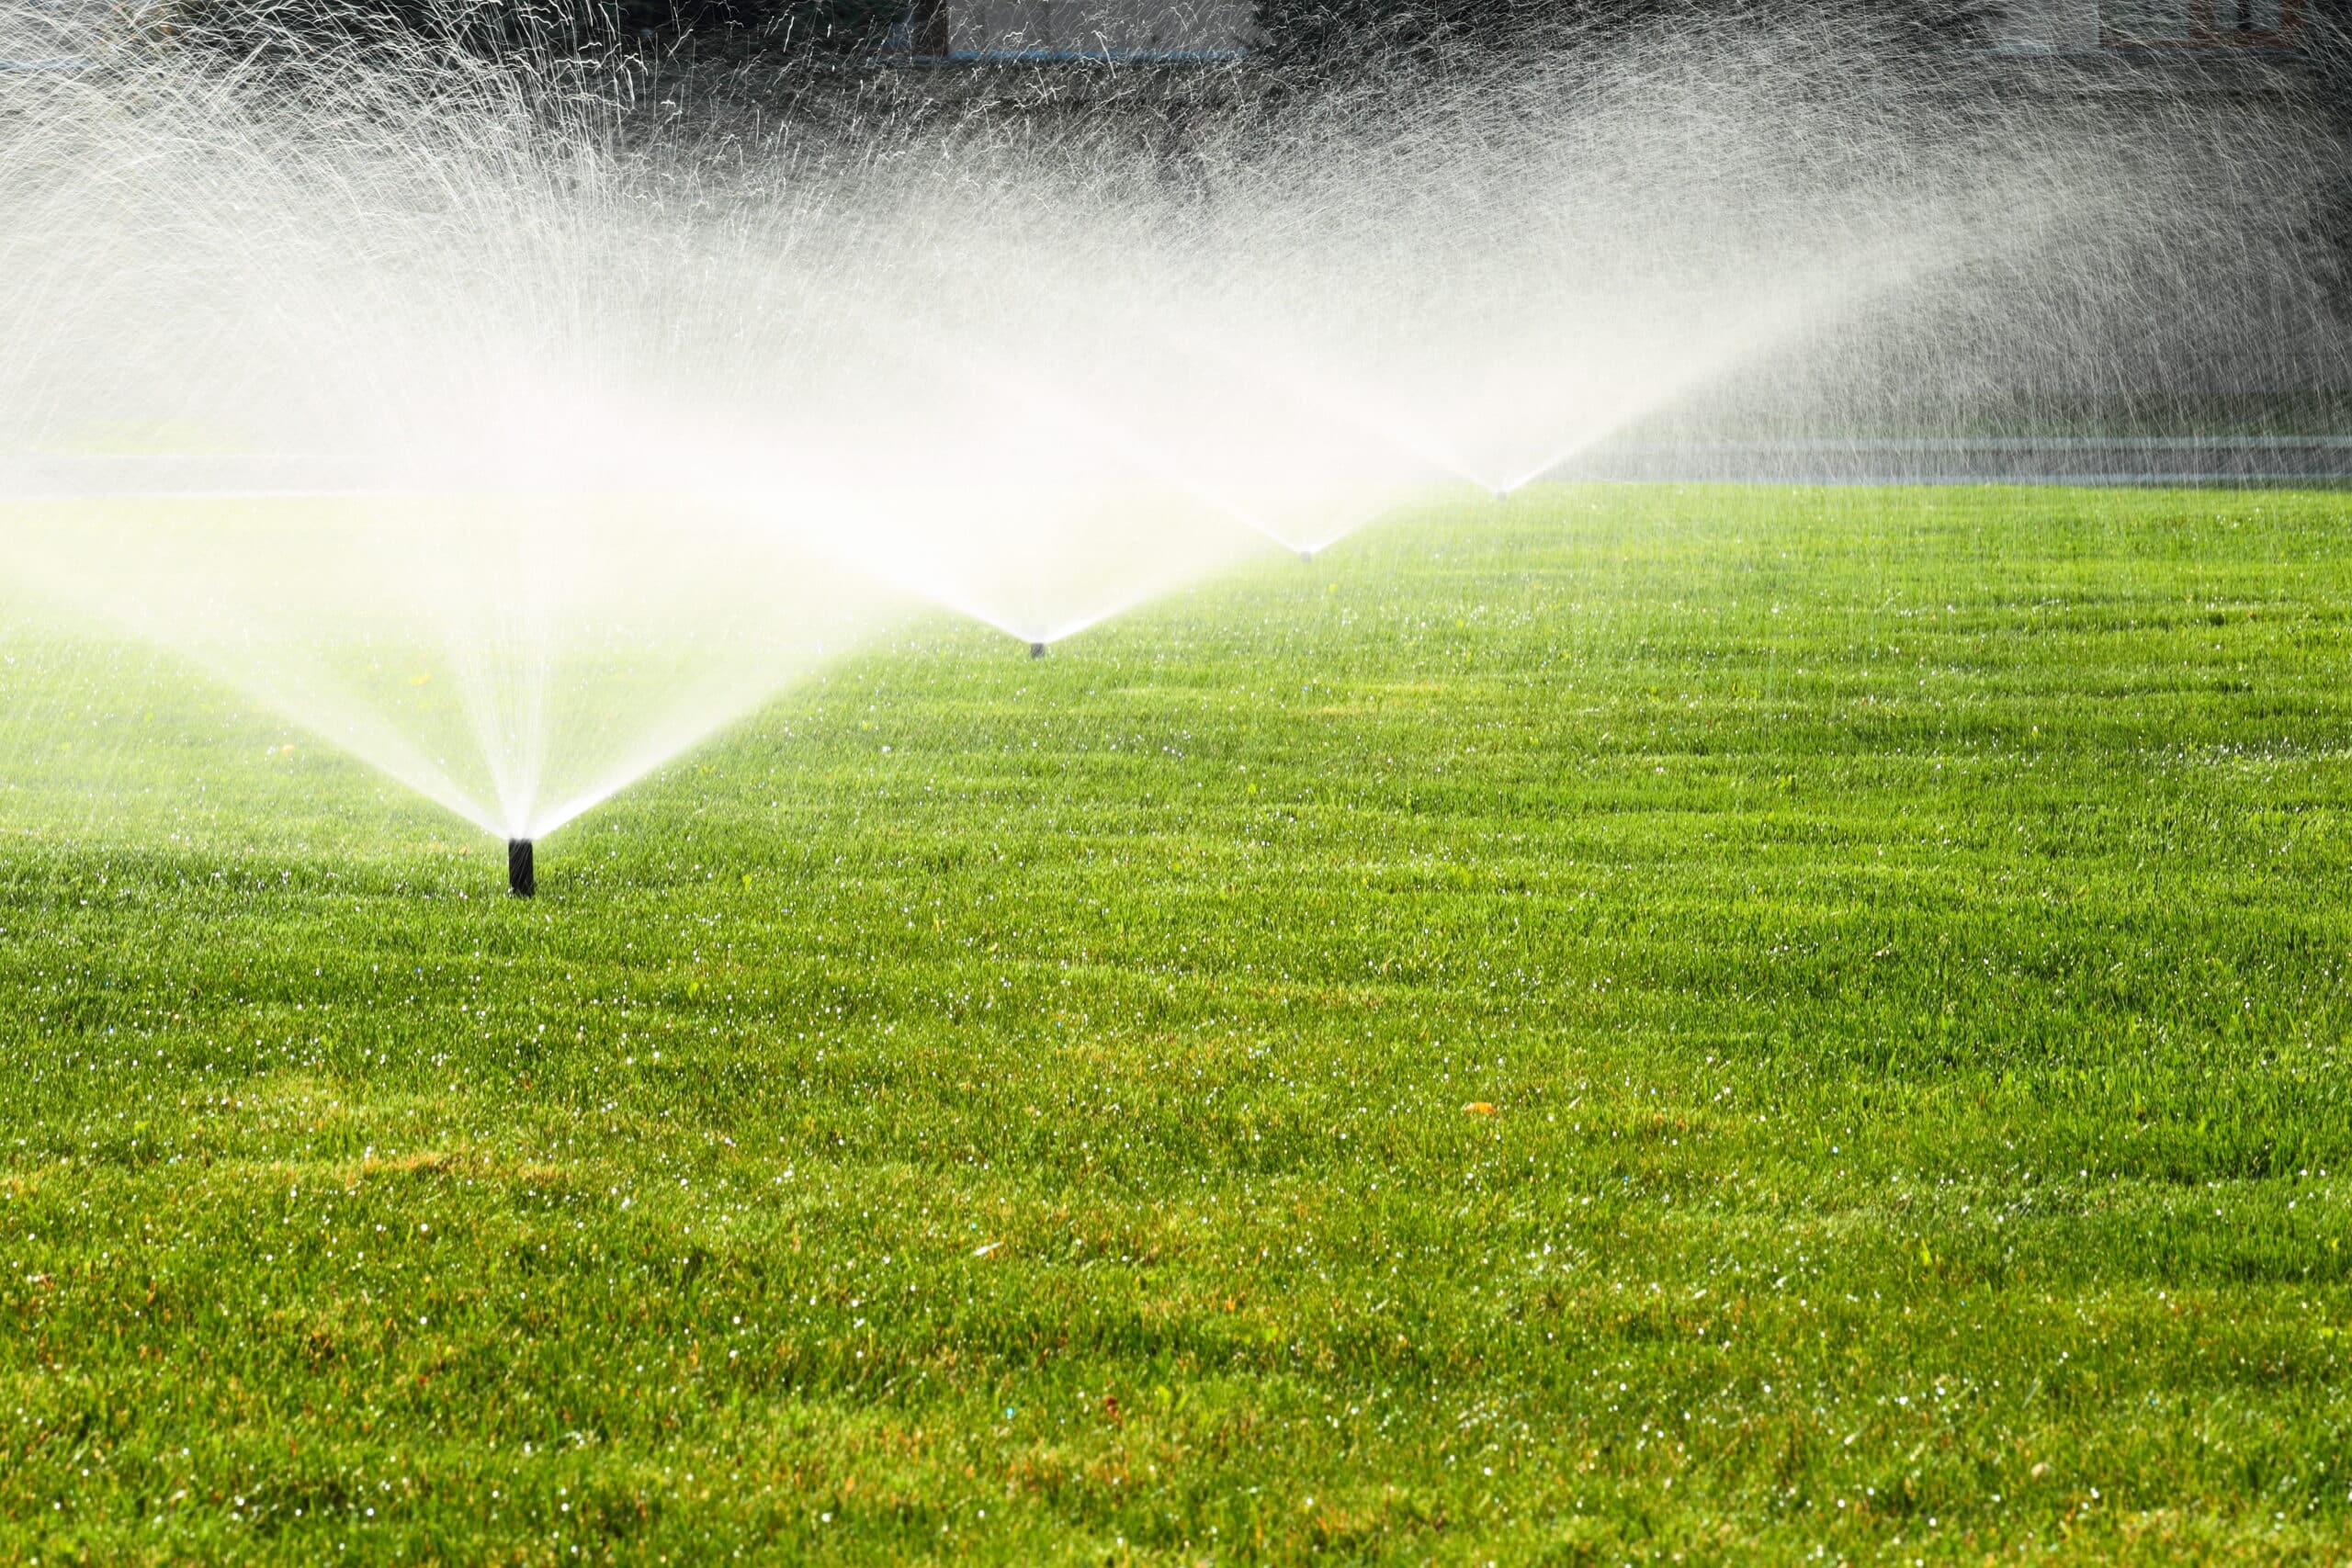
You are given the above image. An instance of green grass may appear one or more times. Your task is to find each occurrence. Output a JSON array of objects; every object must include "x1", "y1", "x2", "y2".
[{"x1": 3, "y1": 483, "x2": 2351, "y2": 1564}]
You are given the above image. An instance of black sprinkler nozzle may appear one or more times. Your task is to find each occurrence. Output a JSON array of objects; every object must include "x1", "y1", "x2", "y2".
[
  {"x1": 508, "y1": 838, "x2": 535, "y2": 898},
  {"x1": 1300, "y1": 548, "x2": 1315, "y2": 564},
  {"x1": 1030, "y1": 641, "x2": 1047, "y2": 660}
]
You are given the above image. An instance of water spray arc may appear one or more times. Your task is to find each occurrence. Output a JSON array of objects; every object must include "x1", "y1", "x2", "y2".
[{"x1": 0, "y1": 8, "x2": 2336, "y2": 860}]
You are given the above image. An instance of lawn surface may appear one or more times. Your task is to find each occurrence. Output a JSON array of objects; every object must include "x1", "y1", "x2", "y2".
[{"x1": 2, "y1": 484, "x2": 2349, "y2": 1563}]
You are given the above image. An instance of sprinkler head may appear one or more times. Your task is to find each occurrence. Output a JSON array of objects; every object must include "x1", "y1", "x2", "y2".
[
  {"x1": 508, "y1": 838, "x2": 535, "y2": 898},
  {"x1": 1029, "y1": 641, "x2": 1047, "y2": 660},
  {"x1": 1300, "y1": 549, "x2": 1315, "y2": 564}
]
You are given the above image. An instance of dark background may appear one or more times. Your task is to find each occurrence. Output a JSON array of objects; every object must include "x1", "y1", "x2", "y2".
[
  {"x1": 170, "y1": 0, "x2": 2346, "y2": 60},
  {"x1": 151, "y1": 0, "x2": 2352, "y2": 95}
]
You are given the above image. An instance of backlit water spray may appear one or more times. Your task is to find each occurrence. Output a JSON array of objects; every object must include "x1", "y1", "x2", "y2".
[{"x1": 1, "y1": 5, "x2": 2338, "y2": 890}]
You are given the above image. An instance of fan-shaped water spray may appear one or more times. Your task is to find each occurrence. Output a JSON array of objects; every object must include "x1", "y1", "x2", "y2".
[{"x1": 3, "y1": 4, "x2": 2340, "y2": 887}]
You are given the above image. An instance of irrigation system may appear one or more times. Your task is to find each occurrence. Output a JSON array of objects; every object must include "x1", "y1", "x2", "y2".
[{"x1": 1, "y1": 7, "x2": 2346, "y2": 895}]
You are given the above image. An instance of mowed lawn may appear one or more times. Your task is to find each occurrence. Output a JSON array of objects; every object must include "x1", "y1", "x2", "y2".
[{"x1": 2, "y1": 484, "x2": 2349, "y2": 1564}]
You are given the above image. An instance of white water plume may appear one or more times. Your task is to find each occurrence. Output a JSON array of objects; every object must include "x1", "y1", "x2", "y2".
[
  {"x1": 1, "y1": 494, "x2": 894, "y2": 839},
  {"x1": 0, "y1": 6, "x2": 2338, "y2": 842}
]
